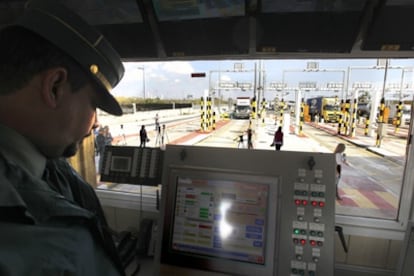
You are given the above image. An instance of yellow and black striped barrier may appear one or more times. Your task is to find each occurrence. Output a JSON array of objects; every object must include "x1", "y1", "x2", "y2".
[
  {"x1": 394, "y1": 101, "x2": 402, "y2": 134},
  {"x1": 251, "y1": 97, "x2": 257, "y2": 120},
  {"x1": 350, "y1": 99, "x2": 357, "y2": 138},
  {"x1": 299, "y1": 99, "x2": 304, "y2": 136},
  {"x1": 337, "y1": 114, "x2": 343, "y2": 135},
  {"x1": 364, "y1": 118, "x2": 370, "y2": 136},
  {"x1": 207, "y1": 96, "x2": 212, "y2": 130},
  {"x1": 261, "y1": 99, "x2": 266, "y2": 125},
  {"x1": 280, "y1": 99, "x2": 285, "y2": 126},
  {"x1": 337, "y1": 100, "x2": 344, "y2": 135},
  {"x1": 376, "y1": 98, "x2": 385, "y2": 147},
  {"x1": 212, "y1": 111, "x2": 216, "y2": 130},
  {"x1": 200, "y1": 96, "x2": 205, "y2": 131}
]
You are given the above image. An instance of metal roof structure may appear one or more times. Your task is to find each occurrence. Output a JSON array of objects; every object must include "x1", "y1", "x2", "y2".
[{"x1": 1, "y1": 0, "x2": 414, "y2": 61}]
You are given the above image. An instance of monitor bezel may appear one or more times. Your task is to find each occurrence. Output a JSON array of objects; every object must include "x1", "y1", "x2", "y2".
[{"x1": 159, "y1": 165, "x2": 280, "y2": 276}]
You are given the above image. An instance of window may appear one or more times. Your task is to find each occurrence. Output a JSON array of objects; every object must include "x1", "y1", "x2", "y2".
[{"x1": 95, "y1": 59, "x2": 414, "y2": 232}]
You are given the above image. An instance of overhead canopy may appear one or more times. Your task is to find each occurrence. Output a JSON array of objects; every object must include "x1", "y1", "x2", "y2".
[{"x1": 1, "y1": 0, "x2": 413, "y2": 61}]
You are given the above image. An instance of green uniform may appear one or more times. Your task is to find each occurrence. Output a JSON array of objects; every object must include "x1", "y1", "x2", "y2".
[{"x1": 0, "y1": 124, "x2": 124, "y2": 276}]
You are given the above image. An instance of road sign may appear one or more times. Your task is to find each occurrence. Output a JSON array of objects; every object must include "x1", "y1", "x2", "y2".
[
  {"x1": 270, "y1": 82, "x2": 287, "y2": 90},
  {"x1": 327, "y1": 82, "x2": 343, "y2": 90},
  {"x1": 234, "y1": 63, "x2": 244, "y2": 71},
  {"x1": 219, "y1": 82, "x2": 236, "y2": 88},
  {"x1": 307, "y1": 62, "x2": 319, "y2": 70},
  {"x1": 352, "y1": 82, "x2": 372, "y2": 89},
  {"x1": 299, "y1": 81, "x2": 317, "y2": 89},
  {"x1": 191, "y1": 72, "x2": 206, "y2": 78},
  {"x1": 237, "y1": 82, "x2": 252, "y2": 90}
]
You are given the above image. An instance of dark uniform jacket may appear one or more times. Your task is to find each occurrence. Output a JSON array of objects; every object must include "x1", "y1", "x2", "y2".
[{"x1": 0, "y1": 124, "x2": 125, "y2": 276}]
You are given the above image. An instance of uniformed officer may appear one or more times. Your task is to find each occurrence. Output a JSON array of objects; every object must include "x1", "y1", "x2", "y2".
[{"x1": 0, "y1": 0, "x2": 126, "y2": 275}]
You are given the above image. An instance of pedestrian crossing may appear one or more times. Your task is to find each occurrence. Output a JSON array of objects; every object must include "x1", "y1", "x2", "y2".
[{"x1": 337, "y1": 179, "x2": 398, "y2": 218}]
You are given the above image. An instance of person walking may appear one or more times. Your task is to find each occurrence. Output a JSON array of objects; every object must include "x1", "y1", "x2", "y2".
[
  {"x1": 334, "y1": 143, "x2": 349, "y2": 200},
  {"x1": 96, "y1": 126, "x2": 113, "y2": 173},
  {"x1": 140, "y1": 125, "x2": 148, "y2": 148},
  {"x1": 273, "y1": 126, "x2": 284, "y2": 151},
  {"x1": 160, "y1": 124, "x2": 169, "y2": 148},
  {"x1": 103, "y1": 125, "x2": 114, "y2": 146},
  {"x1": 0, "y1": 1, "x2": 126, "y2": 275},
  {"x1": 247, "y1": 127, "x2": 254, "y2": 149},
  {"x1": 154, "y1": 113, "x2": 160, "y2": 131}
]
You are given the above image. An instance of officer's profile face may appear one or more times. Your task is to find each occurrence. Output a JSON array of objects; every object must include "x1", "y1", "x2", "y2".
[
  {"x1": 24, "y1": 68, "x2": 96, "y2": 158},
  {"x1": 60, "y1": 81, "x2": 98, "y2": 158}
]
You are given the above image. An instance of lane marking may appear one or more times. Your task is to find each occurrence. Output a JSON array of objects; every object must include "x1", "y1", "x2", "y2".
[
  {"x1": 374, "y1": 191, "x2": 398, "y2": 209},
  {"x1": 341, "y1": 188, "x2": 377, "y2": 209}
]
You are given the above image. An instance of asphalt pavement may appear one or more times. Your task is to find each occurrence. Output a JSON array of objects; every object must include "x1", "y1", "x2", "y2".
[
  {"x1": 101, "y1": 111, "x2": 407, "y2": 163},
  {"x1": 98, "y1": 112, "x2": 407, "y2": 220}
]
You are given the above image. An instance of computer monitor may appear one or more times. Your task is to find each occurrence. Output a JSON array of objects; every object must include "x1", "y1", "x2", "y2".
[
  {"x1": 154, "y1": 145, "x2": 336, "y2": 276},
  {"x1": 159, "y1": 168, "x2": 279, "y2": 275},
  {"x1": 100, "y1": 146, "x2": 163, "y2": 186}
]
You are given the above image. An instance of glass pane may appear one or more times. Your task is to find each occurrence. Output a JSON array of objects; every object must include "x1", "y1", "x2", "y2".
[{"x1": 95, "y1": 59, "x2": 413, "y2": 222}]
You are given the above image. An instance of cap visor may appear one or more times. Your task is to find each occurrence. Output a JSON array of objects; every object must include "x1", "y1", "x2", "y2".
[{"x1": 97, "y1": 87, "x2": 123, "y2": 116}]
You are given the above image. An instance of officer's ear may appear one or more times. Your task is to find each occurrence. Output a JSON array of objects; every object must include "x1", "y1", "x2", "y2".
[{"x1": 41, "y1": 67, "x2": 68, "y2": 108}]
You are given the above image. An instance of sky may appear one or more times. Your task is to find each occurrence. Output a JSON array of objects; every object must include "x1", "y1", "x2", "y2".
[{"x1": 112, "y1": 58, "x2": 414, "y2": 102}]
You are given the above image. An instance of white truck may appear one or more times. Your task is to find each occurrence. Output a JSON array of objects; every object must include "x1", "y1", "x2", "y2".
[{"x1": 233, "y1": 97, "x2": 251, "y2": 119}]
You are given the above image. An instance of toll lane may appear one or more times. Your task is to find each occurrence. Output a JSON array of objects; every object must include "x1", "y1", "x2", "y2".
[{"x1": 301, "y1": 122, "x2": 404, "y2": 219}]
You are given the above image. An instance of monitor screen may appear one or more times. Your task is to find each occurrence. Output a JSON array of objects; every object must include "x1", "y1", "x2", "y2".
[
  {"x1": 100, "y1": 146, "x2": 164, "y2": 186},
  {"x1": 159, "y1": 168, "x2": 279, "y2": 276}
]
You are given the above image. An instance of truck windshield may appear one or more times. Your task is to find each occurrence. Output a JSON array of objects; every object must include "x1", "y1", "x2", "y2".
[
  {"x1": 325, "y1": 105, "x2": 340, "y2": 111},
  {"x1": 237, "y1": 106, "x2": 250, "y2": 111}
]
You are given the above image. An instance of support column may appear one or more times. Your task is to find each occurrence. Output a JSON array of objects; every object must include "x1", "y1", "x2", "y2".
[{"x1": 394, "y1": 101, "x2": 403, "y2": 134}]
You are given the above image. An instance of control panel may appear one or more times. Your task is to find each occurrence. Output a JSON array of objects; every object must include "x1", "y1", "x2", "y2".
[{"x1": 279, "y1": 166, "x2": 334, "y2": 276}]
